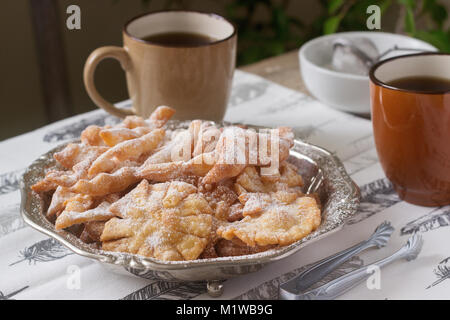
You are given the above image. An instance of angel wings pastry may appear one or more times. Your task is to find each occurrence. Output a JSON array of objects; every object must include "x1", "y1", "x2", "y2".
[{"x1": 31, "y1": 106, "x2": 322, "y2": 261}]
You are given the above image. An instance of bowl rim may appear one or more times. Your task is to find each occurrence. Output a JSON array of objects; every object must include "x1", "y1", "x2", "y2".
[
  {"x1": 299, "y1": 31, "x2": 437, "y2": 81},
  {"x1": 20, "y1": 122, "x2": 361, "y2": 272}
]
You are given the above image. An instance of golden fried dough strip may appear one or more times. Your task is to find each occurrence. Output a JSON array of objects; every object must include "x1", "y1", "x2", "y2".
[
  {"x1": 235, "y1": 167, "x2": 269, "y2": 193},
  {"x1": 217, "y1": 194, "x2": 320, "y2": 246},
  {"x1": 71, "y1": 167, "x2": 139, "y2": 196},
  {"x1": 101, "y1": 180, "x2": 213, "y2": 261},
  {"x1": 117, "y1": 106, "x2": 174, "y2": 131},
  {"x1": 46, "y1": 187, "x2": 76, "y2": 218},
  {"x1": 121, "y1": 115, "x2": 147, "y2": 129},
  {"x1": 202, "y1": 127, "x2": 294, "y2": 184},
  {"x1": 81, "y1": 125, "x2": 107, "y2": 146},
  {"x1": 138, "y1": 152, "x2": 214, "y2": 182},
  {"x1": 279, "y1": 161, "x2": 303, "y2": 187},
  {"x1": 53, "y1": 143, "x2": 81, "y2": 169},
  {"x1": 53, "y1": 144, "x2": 108, "y2": 170},
  {"x1": 148, "y1": 105, "x2": 176, "y2": 127},
  {"x1": 203, "y1": 163, "x2": 247, "y2": 186},
  {"x1": 99, "y1": 127, "x2": 152, "y2": 147},
  {"x1": 31, "y1": 178, "x2": 57, "y2": 193},
  {"x1": 32, "y1": 145, "x2": 109, "y2": 192},
  {"x1": 193, "y1": 123, "x2": 221, "y2": 156},
  {"x1": 88, "y1": 128, "x2": 165, "y2": 177},
  {"x1": 257, "y1": 126, "x2": 293, "y2": 166},
  {"x1": 55, "y1": 199, "x2": 116, "y2": 230},
  {"x1": 234, "y1": 163, "x2": 303, "y2": 195},
  {"x1": 141, "y1": 129, "x2": 192, "y2": 165},
  {"x1": 54, "y1": 194, "x2": 94, "y2": 230},
  {"x1": 202, "y1": 127, "x2": 247, "y2": 184}
]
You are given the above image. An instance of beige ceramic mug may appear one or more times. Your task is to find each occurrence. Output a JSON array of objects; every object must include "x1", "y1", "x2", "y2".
[{"x1": 84, "y1": 11, "x2": 237, "y2": 121}]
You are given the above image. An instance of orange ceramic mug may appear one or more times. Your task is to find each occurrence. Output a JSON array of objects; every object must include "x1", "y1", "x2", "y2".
[
  {"x1": 84, "y1": 11, "x2": 236, "y2": 120},
  {"x1": 370, "y1": 53, "x2": 450, "y2": 206}
]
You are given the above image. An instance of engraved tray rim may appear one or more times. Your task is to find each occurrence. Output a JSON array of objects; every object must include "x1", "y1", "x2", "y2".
[{"x1": 20, "y1": 121, "x2": 360, "y2": 276}]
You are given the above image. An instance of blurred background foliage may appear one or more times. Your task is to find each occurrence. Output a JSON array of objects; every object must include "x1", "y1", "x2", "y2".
[{"x1": 142, "y1": 0, "x2": 450, "y2": 65}]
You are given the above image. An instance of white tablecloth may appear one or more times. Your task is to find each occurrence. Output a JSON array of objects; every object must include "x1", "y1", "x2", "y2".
[{"x1": 0, "y1": 70, "x2": 449, "y2": 300}]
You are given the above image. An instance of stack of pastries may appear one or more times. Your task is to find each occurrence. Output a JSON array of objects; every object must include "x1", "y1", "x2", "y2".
[{"x1": 32, "y1": 106, "x2": 321, "y2": 261}]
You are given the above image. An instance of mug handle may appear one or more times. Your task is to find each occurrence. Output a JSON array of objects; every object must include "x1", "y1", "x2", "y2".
[{"x1": 83, "y1": 46, "x2": 135, "y2": 118}]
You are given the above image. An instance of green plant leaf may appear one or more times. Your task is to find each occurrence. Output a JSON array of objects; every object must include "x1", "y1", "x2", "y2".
[
  {"x1": 404, "y1": 7, "x2": 416, "y2": 33},
  {"x1": 328, "y1": 0, "x2": 344, "y2": 14},
  {"x1": 272, "y1": 6, "x2": 289, "y2": 39},
  {"x1": 397, "y1": 0, "x2": 415, "y2": 8},
  {"x1": 414, "y1": 30, "x2": 450, "y2": 52},
  {"x1": 379, "y1": 0, "x2": 392, "y2": 13},
  {"x1": 323, "y1": 15, "x2": 342, "y2": 34},
  {"x1": 431, "y1": 4, "x2": 448, "y2": 28}
]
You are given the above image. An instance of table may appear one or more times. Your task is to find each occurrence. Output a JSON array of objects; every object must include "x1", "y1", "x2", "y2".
[
  {"x1": 241, "y1": 50, "x2": 307, "y2": 94},
  {"x1": 0, "y1": 57, "x2": 449, "y2": 300},
  {"x1": 242, "y1": 51, "x2": 372, "y2": 120}
]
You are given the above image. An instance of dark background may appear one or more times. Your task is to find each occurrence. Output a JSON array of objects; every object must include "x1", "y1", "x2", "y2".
[{"x1": 1, "y1": 0, "x2": 449, "y2": 141}]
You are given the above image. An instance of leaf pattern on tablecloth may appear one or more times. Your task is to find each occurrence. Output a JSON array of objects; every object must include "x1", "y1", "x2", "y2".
[
  {"x1": 0, "y1": 286, "x2": 29, "y2": 300},
  {"x1": 0, "y1": 169, "x2": 23, "y2": 195},
  {"x1": 401, "y1": 207, "x2": 450, "y2": 235},
  {"x1": 234, "y1": 256, "x2": 364, "y2": 300},
  {"x1": 349, "y1": 178, "x2": 400, "y2": 224},
  {"x1": 9, "y1": 238, "x2": 73, "y2": 266},
  {"x1": 427, "y1": 257, "x2": 450, "y2": 289},
  {"x1": 0, "y1": 203, "x2": 25, "y2": 237},
  {"x1": 122, "y1": 281, "x2": 206, "y2": 300},
  {"x1": 42, "y1": 113, "x2": 121, "y2": 143}
]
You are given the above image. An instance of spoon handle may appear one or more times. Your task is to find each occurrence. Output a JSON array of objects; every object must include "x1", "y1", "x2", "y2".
[
  {"x1": 279, "y1": 222, "x2": 394, "y2": 299},
  {"x1": 298, "y1": 233, "x2": 423, "y2": 300}
]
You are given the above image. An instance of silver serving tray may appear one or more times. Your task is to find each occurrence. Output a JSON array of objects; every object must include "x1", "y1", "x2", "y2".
[{"x1": 20, "y1": 121, "x2": 360, "y2": 296}]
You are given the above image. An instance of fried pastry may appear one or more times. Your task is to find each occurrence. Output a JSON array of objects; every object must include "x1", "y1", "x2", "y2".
[
  {"x1": 53, "y1": 144, "x2": 108, "y2": 170},
  {"x1": 101, "y1": 180, "x2": 214, "y2": 261},
  {"x1": 121, "y1": 115, "x2": 147, "y2": 129},
  {"x1": 147, "y1": 105, "x2": 176, "y2": 128},
  {"x1": 141, "y1": 129, "x2": 193, "y2": 165},
  {"x1": 54, "y1": 194, "x2": 94, "y2": 230},
  {"x1": 34, "y1": 107, "x2": 322, "y2": 262},
  {"x1": 202, "y1": 126, "x2": 294, "y2": 184},
  {"x1": 88, "y1": 128, "x2": 164, "y2": 177},
  {"x1": 234, "y1": 163, "x2": 303, "y2": 195},
  {"x1": 33, "y1": 145, "x2": 110, "y2": 192},
  {"x1": 80, "y1": 221, "x2": 106, "y2": 243},
  {"x1": 137, "y1": 152, "x2": 215, "y2": 182},
  {"x1": 81, "y1": 125, "x2": 107, "y2": 146},
  {"x1": 46, "y1": 186, "x2": 76, "y2": 218},
  {"x1": 215, "y1": 238, "x2": 275, "y2": 257},
  {"x1": 55, "y1": 195, "x2": 118, "y2": 230},
  {"x1": 71, "y1": 167, "x2": 139, "y2": 197},
  {"x1": 99, "y1": 127, "x2": 152, "y2": 147},
  {"x1": 217, "y1": 192, "x2": 321, "y2": 246}
]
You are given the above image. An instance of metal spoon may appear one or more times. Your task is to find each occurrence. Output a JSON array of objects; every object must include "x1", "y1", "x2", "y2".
[
  {"x1": 279, "y1": 221, "x2": 394, "y2": 299},
  {"x1": 333, "y1": 38, "x2": 433, "y2": 72},
  {"x1": 281, "y1": 232, "x2": 423, "y2": 300}
]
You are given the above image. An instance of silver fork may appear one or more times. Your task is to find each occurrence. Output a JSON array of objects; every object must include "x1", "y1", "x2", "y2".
[
  {"x1": 279, "y1": 221, "x2": 394, "y2": 299},
  {"x1": 283, "y1": 233, "x2": 423, "y2": 300}
]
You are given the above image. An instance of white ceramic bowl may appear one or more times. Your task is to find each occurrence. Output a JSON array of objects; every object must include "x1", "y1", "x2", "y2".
[{"x1": 299, "y1": 32, "x2": 437, "y2": 114}]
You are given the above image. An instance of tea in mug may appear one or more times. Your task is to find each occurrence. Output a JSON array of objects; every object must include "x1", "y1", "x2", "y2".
[
  {"x1": 387, "y1": 76, "x2": 450, "y2": 93},
  {"x1": 141, "y1": 32, "x2": 217, "y2": 47}
]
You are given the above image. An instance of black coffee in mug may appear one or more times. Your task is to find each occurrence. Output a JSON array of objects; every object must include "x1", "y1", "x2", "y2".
[
  {"x1": 387, "y1": 76, "x2": 450, "y2": 93},
  {"x1": 141, "y1": 32, "x2": 216, "y2": 47}
]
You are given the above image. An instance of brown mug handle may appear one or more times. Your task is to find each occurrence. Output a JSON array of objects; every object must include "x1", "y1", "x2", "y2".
[{"x1": 83, "y1": 46, "x2": 135, "y2": 118}]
